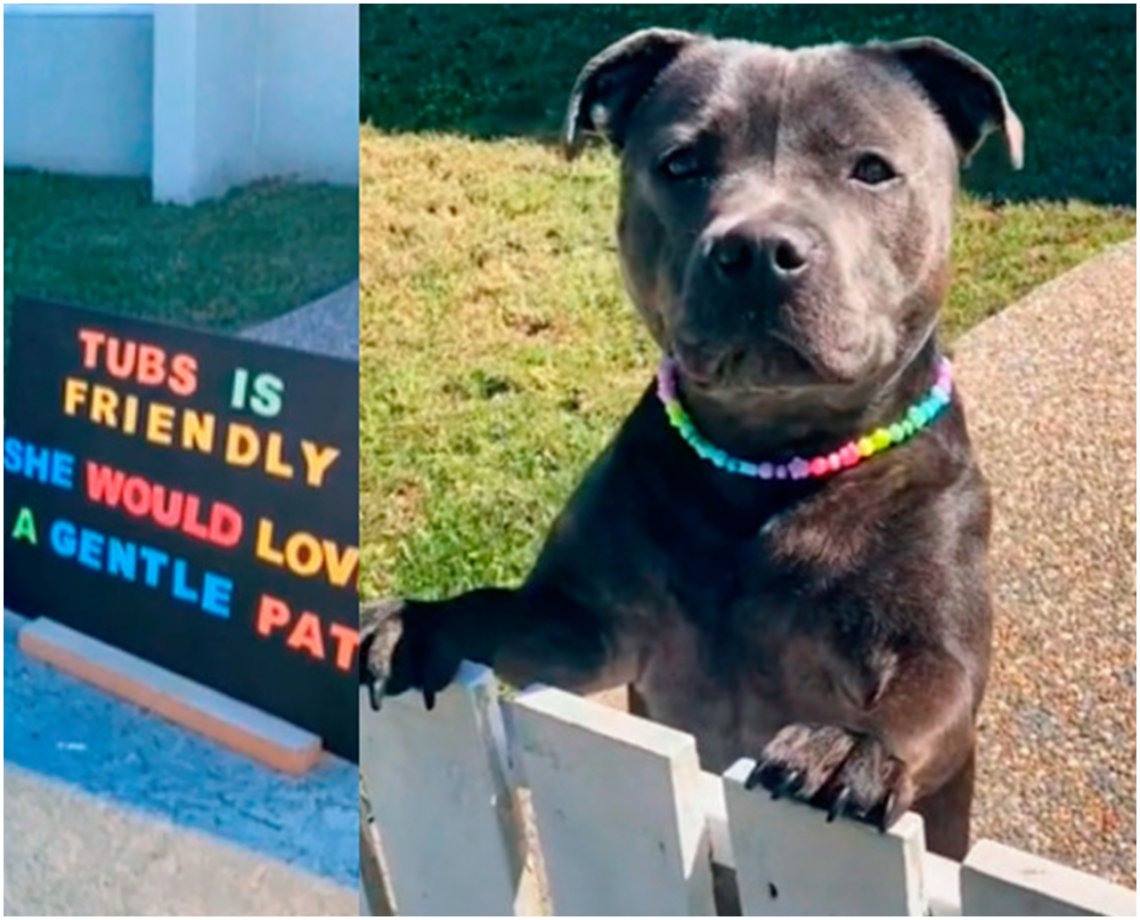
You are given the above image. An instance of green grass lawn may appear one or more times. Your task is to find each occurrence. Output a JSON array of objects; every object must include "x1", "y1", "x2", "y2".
[
  {"x1": 361, "y1": 3, "x2": 1136, "y2": 206},
  {"x1": 4, "y1": 171, "x2": 359, "y2": 330},
  {"x1": 359, "y1": 130, "x2": 1135, "y2": 600}
]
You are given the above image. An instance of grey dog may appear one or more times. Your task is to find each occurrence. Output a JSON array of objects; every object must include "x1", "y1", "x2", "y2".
[{"x1": 362, "y1": 29, "x2": 1022, "y2": 861}]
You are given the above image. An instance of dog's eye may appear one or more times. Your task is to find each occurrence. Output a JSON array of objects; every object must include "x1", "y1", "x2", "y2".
[
  {"x1": 851, "y1": 153, "x2": 898, "y2": 185},
  {"x1": 659, "y1": 148, "x2": 705, "y2": 181}
]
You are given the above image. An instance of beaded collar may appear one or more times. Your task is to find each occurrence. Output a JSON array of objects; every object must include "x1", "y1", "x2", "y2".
[{"x1": 656, "y1": 355, "x2": 953, "y2": 480}]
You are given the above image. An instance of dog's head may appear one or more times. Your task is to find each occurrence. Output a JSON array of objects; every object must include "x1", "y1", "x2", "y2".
[{"x1": 565, "y1": 31, "x2": 1021, "y2": 399}]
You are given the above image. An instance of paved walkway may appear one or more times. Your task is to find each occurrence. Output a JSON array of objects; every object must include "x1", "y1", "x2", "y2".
[
  {"x1": 3, "y1": 612, "x2": 357, "y2": 915},
  {"x1": 241, "y1": 280, "x2": 359, "y2": 362},
  {"x1": 955, "y1": 239, "x2": 1136, "y2": 886},
  {"x1": 4, "y1": 767, "x2": 353, "y2": 916}
]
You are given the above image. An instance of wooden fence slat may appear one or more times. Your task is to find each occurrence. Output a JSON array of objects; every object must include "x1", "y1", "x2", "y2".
[
  {"x1": 697, "y1": 770, "x2": 735, "y2": 870},
  {"x1": 961, "y1": 840, "x2": 1136, "y2": 917},
  {"x1": 923, "y1": 851, "x2": 963, "y2": 917},
  {"x1": 507, "y1": 685, "x2": 716, "y2": 916},
  {"x1": 359, "y1": 664, "x2": 537, "y2": 916},
  {"x1": 365, "y1": 673, "x2": 1137, "y2": 917},
  {"x1": 723, "y1": 758, "x2": 928, "y2": 916}
]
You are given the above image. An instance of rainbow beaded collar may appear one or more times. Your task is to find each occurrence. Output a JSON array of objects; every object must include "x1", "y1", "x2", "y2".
[{"x1": 656, "y1": 355, "x2": 953, "y2": 480}]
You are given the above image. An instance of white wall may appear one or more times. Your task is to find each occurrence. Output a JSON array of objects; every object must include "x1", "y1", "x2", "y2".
[
  {"x1": 3, "y1": 6, "x2": 154, "y2": 177},
  {"x1": 256, "y1": 4, "x2": 359, "y2": 186},
  {"x1": 190, "y1": 5, "x2": 262, "y2": 197},
  {"x1": 5, "y1": 4, "x2": 358, "y2": 202},
  {"x1": 152, "y1": 4, "x2": 358, "y2": 202},
  {"x1": 151, "y1": 4, "x2": 261, "y2": 203}
]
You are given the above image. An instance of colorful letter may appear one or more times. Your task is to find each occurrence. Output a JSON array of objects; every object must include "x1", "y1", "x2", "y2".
[
  {"x1": 77, "y1": 328, "x2": 106, "y2": 368},
  {"x1": 208, "y1": 503, "x2": 243, "y2": 549},
  {"x1": 323, "y1": 541, "x2": 359, "y2": 589},
  {"x1": 11, "y1": 507, "x2": 37, "y2": 545},
  {"x1": 76, "y1": 527, "x2": 105, "y2": 570},
  {"x1": 145, "y1": 403, "x2": 175, "y2": 446},
  {"x1": 62, "y1": 377, "x2": 88, "y2": 416},
  {"x1": 283, "y1": 531, "x2": 323, "y2": 577},
  {"x1": 250, "y1": 373, "x2": 284, "y2": 418},
  {"x1": 137, "y1": 344, "x2": 167, "y2": 386},
  {"x1": 230, "y1": 368, "x2": 249, "y2": 410},
  {"x1": 180, "y1": 409, "x2": 216, "y2": 453},
  {"x1": 201, "y1": 573, "x2": 233, "y2": 618},
  {"x1": 49, "y1": 519, "x2": 77, "y2": 557},
  {"x1": 225, "y1": 423, "x2": 260, "y2": 467},
  {"x1": 255, "y1": 519, "x2": 285, "y2": 566},
  {"x1": 255, "y1": 594, "x2": 291, "y2": 636},
  {"x1": 300, "y1": 441, "x2": 340, "y2": 488},
  {"x1": 169, "y1": 353, "x2": 198, "y2": 397},
  {"x1": 329, "y1": 622, "x2": 360, "y2": 671},
  {"x1": 263, "y1": 432, "x2": 294, "y2": 479},
  {"x1": 286, "y1": 612, "x2": 325, "y2": 661},
  {"x1": 90, "y1": 384, "x2": 119, "y2": 426},
  {"x1": 86, "y1": 462, "x2": 126, "y2": 506}
]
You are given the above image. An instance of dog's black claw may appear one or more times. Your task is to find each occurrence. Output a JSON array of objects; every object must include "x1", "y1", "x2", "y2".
[
  {"x1": 771, "y1": 769, "x2": 804, "y2": 801},
  {"x1": 744, "y1": 763, "x2": 766, "y2": 791},
  {"x1": 826, "y1": 785, "x2": 851, "y2": 823},
  {"x1": 423, "y1": 688, "x2": 436, "y2": 711},
  {"x1": 368, "y1": 678, "x2": 384, "y2": 712},
  {"x1": 743, "y1": 764, "x2": 760, "y2": 790},
  {"x1": 878, "y1": 792, "x2": 897, "y2": 833}
]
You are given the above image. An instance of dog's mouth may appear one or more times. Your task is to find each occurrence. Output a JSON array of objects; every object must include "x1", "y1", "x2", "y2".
[
  {"x1": 672, "y1": 331, "x2": 827, "y2": 392},
  {"x1": 672, "y1": 340, "x2": 736, "y2": 385},
  {"x1": 763, "y1": 329, "x2": 837, "y2": 380}
]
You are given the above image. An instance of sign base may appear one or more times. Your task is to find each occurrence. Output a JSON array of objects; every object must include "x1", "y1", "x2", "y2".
[{"x1": 18, "y1": 617, "x2": 323, "y2": 774}]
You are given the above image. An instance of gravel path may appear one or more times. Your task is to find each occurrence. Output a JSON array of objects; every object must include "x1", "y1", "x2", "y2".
[{"x1": 955, "y1": 239, "x2": 1136, "y2": 886}]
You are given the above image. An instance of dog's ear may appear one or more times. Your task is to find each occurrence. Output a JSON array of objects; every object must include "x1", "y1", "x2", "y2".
[
  {"x1": 871, "y1": 37, "x2": 1024, "y2": 169},
  {"x1": 564, "y1": 28, "x2": 700, "y2": 160}
]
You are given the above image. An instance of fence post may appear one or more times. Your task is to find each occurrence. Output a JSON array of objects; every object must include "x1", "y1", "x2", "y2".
[
  {"x1": 961, "y1": 840, "x2": 1136, "y2": 916},
  {"x1": 507, "y1": 685, "x2": 716, "y2": 916},
  {"x1": 723, "y1": 758, "x2": 928, "y2": 915},
  {"x1": 359, "y1": 663, "x2": 538, "y2": 916}
]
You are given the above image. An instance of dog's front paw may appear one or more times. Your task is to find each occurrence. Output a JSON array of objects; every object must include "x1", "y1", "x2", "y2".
[
  {"x1": 359, "y1": 599, "x2": 405, "y2": 710},
  {"x1": 745, "y1": 723, "x2": 913, "y2": 831},
  {"x1": 359, "y1": 599, "x2": 465, "y2": 712}
]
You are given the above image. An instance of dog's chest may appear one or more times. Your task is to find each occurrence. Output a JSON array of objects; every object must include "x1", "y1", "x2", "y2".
[{"x1": 632, "y1": 532, "x2": 885, "y2": 772}]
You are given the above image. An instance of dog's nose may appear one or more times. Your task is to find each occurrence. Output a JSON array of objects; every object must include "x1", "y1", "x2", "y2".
[{"x1": 709, "y1": 224, "x2": 814, "y2": 280}]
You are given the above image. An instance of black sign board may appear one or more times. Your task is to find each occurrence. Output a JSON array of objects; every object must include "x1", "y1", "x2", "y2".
[{"x1": 4, "y1": 298, "x2": 359, "y2": 761}]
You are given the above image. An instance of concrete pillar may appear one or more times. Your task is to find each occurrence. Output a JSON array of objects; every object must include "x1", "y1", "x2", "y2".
[{"x1": 151, "y1": 4, "x2": 260, "y2": 204}]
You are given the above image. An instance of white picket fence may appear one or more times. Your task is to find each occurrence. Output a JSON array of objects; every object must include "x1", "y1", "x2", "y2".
[{"x1": 360, "y1": 663, "x2": 1135, "y2": 917}]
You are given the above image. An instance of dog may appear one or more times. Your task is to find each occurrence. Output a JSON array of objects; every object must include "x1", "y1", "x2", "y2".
[{"x1": 362, "y1": 29, "x2": 1022, "y2": 860}]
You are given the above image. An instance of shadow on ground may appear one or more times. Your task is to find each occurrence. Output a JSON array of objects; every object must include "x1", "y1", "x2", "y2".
[
  {"x1": 3, "y1": 611, "x2": 358, "y2": 889},
  {"x1": 361, "y1": 3, "x2": 1136, "y2": 206}
]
